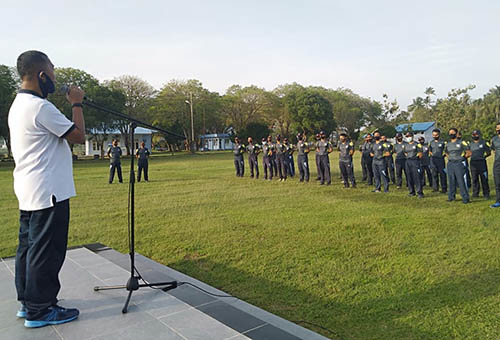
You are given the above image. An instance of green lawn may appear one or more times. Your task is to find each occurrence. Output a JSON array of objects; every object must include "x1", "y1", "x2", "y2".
[{"x1": 0, "y1": 152, "x2": 499, "y2": 340}]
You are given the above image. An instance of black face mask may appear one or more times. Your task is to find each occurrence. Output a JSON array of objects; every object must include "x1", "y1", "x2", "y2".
[
  {"x1": 374, "y1": 136, "x2": 380, "y2": 141},
  {"x1": 497, "y1": 130, "x2": 500, "y2": 135},
  {"x1": 396, "y1": 137, "x2": 402, "y2": 142},
  {"x1": 37, "y1": 72, "x2": 55, "y2": 98},
  {"x1": 472, "y1": 135, "x2": 480, "y2": 141},
  {"x1": 433, "y1": 136, "x2": 440, "y2": 140},
  {"x1": 449, "y1": 133, "x2": 457, "y2": 139}
]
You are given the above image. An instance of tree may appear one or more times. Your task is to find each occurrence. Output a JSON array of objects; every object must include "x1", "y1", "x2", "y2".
[
  {"x1": 48, "y1": 68, "x2": 122, "y2": 156},
  {"x1": 49, "y1": 67, "x2": 100, "y2": 118},
  {"x1": 238, "y1": 122, "x2": 270, "y2": 142},
  {"x1": 151, "y1": 79, "x2": 221, "y2": 151},
  {"x1": 221, "y1": 85, "x2": 269, "y2": 134},
  {"x1": 0, "y1": 65, "x2": 18, "y2": 157},
  {"x1": 433, "y1": 85, "x2": 476, "y2": 136},
  {"x1": 268, "y1": 83, "x2": 304, "y2": 138},
  {"x1": 106, "y1": 75, "x2": 156, "y2": 154},
  {"x1": 286, "y1": 87, "x2": 335, "y2": 136},
  {"x1": 84, "y1": 85, "x2": 126, "y2": 158}
]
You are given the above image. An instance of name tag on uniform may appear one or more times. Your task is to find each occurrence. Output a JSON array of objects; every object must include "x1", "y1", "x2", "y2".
[
  {"x1": 438, "y1": 144, "x2": 442, "y2": 147},
  {"x1": 456, "y1": 144, "x2": 460, "y2": 147},
  {"x1": 479, "y1": 145, "x2": 483, "y2": 148},
  {"x1": 412, "y1": 146, "x2": 416, "y2": 149}
]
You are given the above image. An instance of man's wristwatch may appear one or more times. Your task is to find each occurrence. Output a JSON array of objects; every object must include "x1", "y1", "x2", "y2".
[{"x1": 72, "y1": 103, "x2": 83, "y2": 108}]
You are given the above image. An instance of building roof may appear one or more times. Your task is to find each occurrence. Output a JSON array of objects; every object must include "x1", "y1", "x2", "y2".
[
  {"x1": 200, "y1": 133, "x2": 231, "y2": 138},
  {"x1": 395, "y1": 122, "x2": 435, "y2": 133},
  {"x1": 87, "y1": 127, "x2": 155, "y2": 135}
]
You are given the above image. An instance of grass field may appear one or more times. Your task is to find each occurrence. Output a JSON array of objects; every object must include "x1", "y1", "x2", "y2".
[{"x1": 0, "y1": 151, "x2": 499, "y2": 339}]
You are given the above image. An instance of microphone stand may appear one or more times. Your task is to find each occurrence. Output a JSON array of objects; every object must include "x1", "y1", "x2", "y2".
[{"x1": 87, "y1": 99, "x2": 185, "y2": 313}]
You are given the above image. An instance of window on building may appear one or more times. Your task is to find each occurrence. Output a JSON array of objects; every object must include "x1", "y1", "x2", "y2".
[{"x1": 92, "y1": 142, "x2": 101, "y2": 151}]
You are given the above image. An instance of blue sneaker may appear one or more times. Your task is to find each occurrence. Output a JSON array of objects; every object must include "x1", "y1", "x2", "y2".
[
  {"x1": 490, "y1": 202, "x2": 500, "y2": 208},
  {"x1": 16, "y1": 304, "x2": 27, "y2": 318},
  {"x1": 24, "y1": 306, "x2": 79, "y2": 328}
]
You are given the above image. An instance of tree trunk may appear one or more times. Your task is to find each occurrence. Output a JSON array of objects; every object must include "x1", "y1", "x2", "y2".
[
  {"x1": 6, "y1": 138, "x2": 12, "y2": 158},
  {"x1": 99, "y1": 140, "x2": 105, "y2": 159}
]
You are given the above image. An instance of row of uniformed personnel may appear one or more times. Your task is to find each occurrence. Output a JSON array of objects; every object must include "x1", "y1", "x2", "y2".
[{"x1": 233, "y1": 123, "x2": 500, "y2": 207}]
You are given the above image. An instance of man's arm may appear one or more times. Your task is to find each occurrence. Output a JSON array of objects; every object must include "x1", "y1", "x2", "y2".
[{"x1": 65, "y1": 86, "x2": 86, "y2": 144}]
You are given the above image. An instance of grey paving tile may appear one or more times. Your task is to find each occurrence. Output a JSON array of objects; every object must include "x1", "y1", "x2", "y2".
[
  {"x1": 139, "y1": 269, "x2": 177, "y2": 284},
  {"x1": 53, "y1": 296, "x2": 157, "y2": 340},
  {"x1": 135, "y1": 254, "x2": 173, "y2": 272},
  {"x1": 90, "y1": 318, "x2": 185, "y2": 340},
  {"x1": 159, "y1": 307, "x2": 240, "y2": 340},
  {"x1": 94, "y1": 249, "x2": 131, "y2": 270},
  {"x1": 58, "y1": 275, "x2": 105, "y2": 301},
  {"x1": 83, "y1": 243, "x2": 110, "y2": 252},
  {"x1": 168, "y1": 284, "x2": 216, "y2": 307},
  {"x1": 2, "y1": 257, "x2": 15, "y2": 267},
  {"x1": 67, "y1": 247, "x2": 95, "y2": 258},
  {"x1": 67, "y1": 249, "x2": 110, "y2": 268},
  {"x1": 131, "y1": 290, "x2": 192, "y2": 318},
  {"x1": 244, "y1": 324, "x2": 302, "y2": 340},
  {"x1": 225, "y1": 335, "x2": 252, "y2": 340},
  {"x1": 225, "y1": 300, "x2": 329, "y2": 340},
  {"x1": 0, "y1": 299, "x2": 25, "y2": 331},
  {"x1": 1, "y1": 322, "x2": 62, "y2": 340},
  {"x1": 198, "y1": 300, "x2": 266, "y2": 334},
  {"x1": 0, "y1": 267, "x2": 16, "y2": 303},
  {"x1": 84, "y1": 261, "x2": 129, "y2": 281}
]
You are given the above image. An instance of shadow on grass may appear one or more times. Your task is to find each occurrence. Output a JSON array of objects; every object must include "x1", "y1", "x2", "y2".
[{"x1": 170, "y1": 257, "x2": 499, "y2": 340}]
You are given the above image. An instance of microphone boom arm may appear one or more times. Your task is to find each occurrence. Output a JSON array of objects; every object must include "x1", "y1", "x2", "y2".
[{"x1": 82, "y1": 99, "x2": 185, "y2": 139}]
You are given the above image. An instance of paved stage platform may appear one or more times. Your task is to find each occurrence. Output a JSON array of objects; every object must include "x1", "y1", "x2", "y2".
[{"x1": 0, "y1": 244, "x2": 329, "y2": 340}]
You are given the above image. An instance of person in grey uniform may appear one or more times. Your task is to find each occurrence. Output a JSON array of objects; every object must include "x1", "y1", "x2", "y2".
[
  {"x1": 457, "y1": 131, "x2": 471, "y2": 189},
  {"x1": 338, "y1": 133, "x2": 356, "y2": 188},
  {"x1": 107, "y1": 140, "x2": 123, "y2": 184},
  {"x1": 403, "y1": 132, "x2": 424, "y2": 198},
  {"x1": 381, "y1": 135, "x2": 395, "y2": 184},
  {"x1": 418, "y1": 137, "x2": 432, "y2": 187},
  {"x1": 444, "y1": 128, "x2": 471, "y2": 203},
  {"x1": 285, "y1": 138, "x2": 295, "y2": 177},
  {"x1": 491, "y1": 123, "x2": 500, "y2": 208},
  {"x1": 469, "y1": 129, "x2": 491, "y2": 199},
  {"x1": 315, "y1": 133, "x2": 321, "y2": 181},
  {"x1": 136, "y1": 141, "x2": 150, "y2": 182},
  {"x1": 394, "y1": 133, "x2": 408, "y2": 189},
  {"x1": 296, "y1": 133, "x2": 310, "y2": 182},
  {"x1": 261, "y1": 137, "x2": 274, "y2": 180},
  {"x1": 268, "y1": 136, "x2": 278, "y2": 177},
  {"x1": 369, "y1": 131, "x2": 389, "y2": 192},
  {"x1": 246, "y1": 137, "x2": 260, "y2": 179},
  {"x1": 429, "y1": 129, "x2": 447, "y2": 193},
  {"x1": 275, "y1": 135, "x2": 288, "y2": 181},
  {"x1": 316, "y1": 132, "x2": 333, "y2": 185},
  {"x1": 360, "y1": 134, "x2": 374, "y2": 185},
  {"x1": 233, "y1": 137, "x2": 245, "y2": 177}
]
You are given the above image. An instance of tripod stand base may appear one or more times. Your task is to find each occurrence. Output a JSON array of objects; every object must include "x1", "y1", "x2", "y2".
[{"x1": 94, "y1": 276, "x2": 178, "y2": 313}]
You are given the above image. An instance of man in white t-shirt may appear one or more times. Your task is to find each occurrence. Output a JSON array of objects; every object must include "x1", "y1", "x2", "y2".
[{"x1": 8, "y1": 50, "x2": 86, "y2": 328}]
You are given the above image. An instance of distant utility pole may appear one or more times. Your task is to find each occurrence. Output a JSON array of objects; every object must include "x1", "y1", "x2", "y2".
[{"x1": 185, "y1": 92, "x2": 195, "y2": 153}]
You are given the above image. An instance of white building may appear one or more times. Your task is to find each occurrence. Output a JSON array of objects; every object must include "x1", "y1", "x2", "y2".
[
  {"x1": 0, "y1": 137, "x2": 7, "y2": 156},
  {"x1": 85, "y1": 127, "x2": 154, "y2": 156},
  {"x1": 199, "y1": 133, "x2": 233, "y2": 151},
  {"x1": 395, "y1": 122, "x2": 436, "y2": 142}
]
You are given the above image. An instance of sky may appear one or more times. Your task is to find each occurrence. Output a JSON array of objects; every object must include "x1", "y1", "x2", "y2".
[{"x1": 1, "y1": 0, "x2": 499, "y2": 109}]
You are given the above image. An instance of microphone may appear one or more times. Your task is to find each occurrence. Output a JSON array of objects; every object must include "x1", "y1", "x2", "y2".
[{"x1": 58, "y1": 84, "x2": 88, "y2": 101}]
